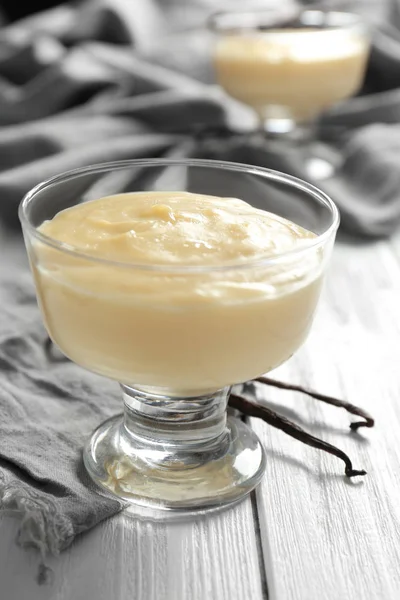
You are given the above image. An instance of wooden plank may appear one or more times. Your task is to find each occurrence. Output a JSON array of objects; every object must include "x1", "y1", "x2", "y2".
[
  {"x1": 252, "y1": 237, "x2": 400, "y2": 600},
  {"x1": 0, "y1": 497, "x2": 265, "y2": 600}
]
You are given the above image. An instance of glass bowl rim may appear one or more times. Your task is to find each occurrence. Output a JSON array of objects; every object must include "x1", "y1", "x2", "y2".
[
  {"x1": 18, "y1": 157, "x2": 340, "y2": 273},
  {"x1": 208, "y1": 8, "x2": 367, "y2": 36}
]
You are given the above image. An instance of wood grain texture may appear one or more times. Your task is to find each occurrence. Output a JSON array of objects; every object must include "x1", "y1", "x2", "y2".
[
  {"x1": 0, "y1": 497, "x2": 265, "y2": 600},
  {"x1": 253, "y1": 237, "x2": 400, "y2": 600}
]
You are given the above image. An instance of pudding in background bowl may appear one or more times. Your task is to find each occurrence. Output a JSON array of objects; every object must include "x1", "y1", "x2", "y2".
[{"x1": 211, "y1": 9, "x2": 370, "y2": 137}]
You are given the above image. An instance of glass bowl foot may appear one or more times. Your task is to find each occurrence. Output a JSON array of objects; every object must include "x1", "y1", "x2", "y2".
[{"x1": 83, "y1": 409, "x2": 266, "y2": 510}]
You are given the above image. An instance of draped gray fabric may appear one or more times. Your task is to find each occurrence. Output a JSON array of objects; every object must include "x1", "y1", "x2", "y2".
[{"x1": 0, "y1": 0, "x2": 398, "y2": 236}]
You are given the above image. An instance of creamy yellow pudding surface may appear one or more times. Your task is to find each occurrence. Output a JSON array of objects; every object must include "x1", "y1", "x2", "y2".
[
  {"x1": 33, "y1": 192, "x2": 323, "y2": 394},
  {"x1": 215, "y1": 28, "x2": 369, "y2": 122}
]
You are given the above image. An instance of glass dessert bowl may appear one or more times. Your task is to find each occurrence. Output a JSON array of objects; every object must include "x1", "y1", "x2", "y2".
[
  {"x1": 210, "y1": 9, "x2": 370, "y2": 140},
  {"x1": 19, "y1": 158, "x2": 339, "y2": 510}
]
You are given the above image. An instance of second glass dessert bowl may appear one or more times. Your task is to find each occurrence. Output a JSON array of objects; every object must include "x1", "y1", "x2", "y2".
[
  {"x1": 210, "y1": 8, "x2": 370, "y2": 141},
  {"x1": 19, "y1": 158, "x2": 339, "y2": 511}
]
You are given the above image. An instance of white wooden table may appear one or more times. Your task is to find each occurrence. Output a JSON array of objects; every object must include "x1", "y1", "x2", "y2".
[{"x1": 1, "y1": 232, "x2": 400, "y2": 600}]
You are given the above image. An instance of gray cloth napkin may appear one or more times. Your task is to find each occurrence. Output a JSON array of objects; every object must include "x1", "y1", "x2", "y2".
[
  {"x1": 0, "y1": 272, "x2": 122, "y2": 580},
  {"x1": 0, "y1": 0, "x2": 400, "y2": 571}
]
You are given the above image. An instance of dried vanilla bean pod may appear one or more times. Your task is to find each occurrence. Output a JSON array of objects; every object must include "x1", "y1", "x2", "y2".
[
  {"x1": 256, "y1": 376, "x2": 374, "y2": 431},
  {"x1": 228, "y1": 393, "x2": 367, "y2": 478}
]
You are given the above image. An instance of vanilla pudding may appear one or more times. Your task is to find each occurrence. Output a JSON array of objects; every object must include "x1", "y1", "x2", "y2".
[
  {"x1": 32, "y1": 192, "x2": 323, "y2": 394},
  {"x1": 214, "y1": 27, "x2": 369, "y2": 122}
]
